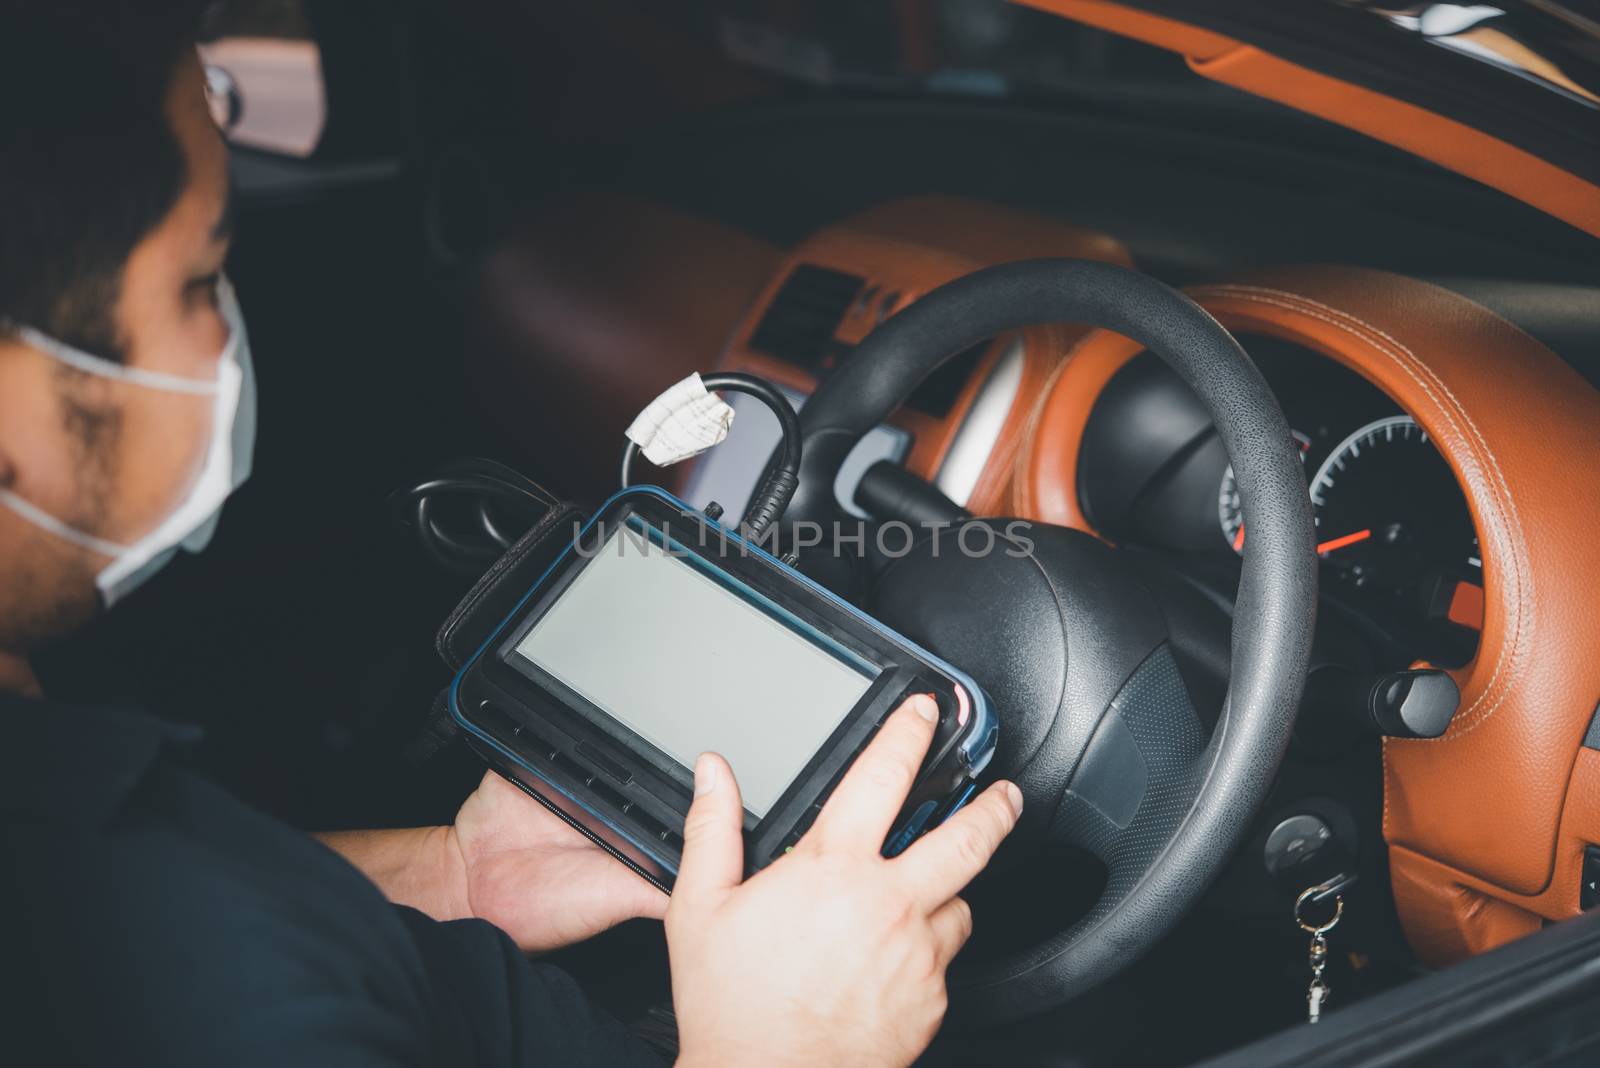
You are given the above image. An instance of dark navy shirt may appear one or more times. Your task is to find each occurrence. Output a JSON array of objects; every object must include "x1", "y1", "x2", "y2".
[{"x1": 0, "y1": 695, "x2": 664, "y2": 1067}]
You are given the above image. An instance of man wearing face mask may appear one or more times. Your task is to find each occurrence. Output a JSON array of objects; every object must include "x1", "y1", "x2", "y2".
[{"x1": 2, "y1": 4, "x2": 1023, "y2": 1067}]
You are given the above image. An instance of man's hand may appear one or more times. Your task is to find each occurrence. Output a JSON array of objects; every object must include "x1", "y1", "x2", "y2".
[
  {"x1": 666, "y1": 694, "x2": 1022, "y2": 1068},
  {"x1": 449, "y1": 770, "x2": 668, "y2": 952},
  {"x1": 319, "y1": 772, "x2": 665, "y2": 954}
]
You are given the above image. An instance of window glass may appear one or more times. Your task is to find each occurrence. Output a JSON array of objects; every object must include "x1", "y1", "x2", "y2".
[
  {"x1": 198, "y1": 0, "x2": 325, "y2": 158},
  {"x1": 700, "y1": 0, "x2": 1195, "y2": 100}
]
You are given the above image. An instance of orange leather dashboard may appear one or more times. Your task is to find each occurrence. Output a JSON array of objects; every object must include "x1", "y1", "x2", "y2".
[
  {"x1": 714, "y1": 196, "x2": 1132, "y2": 508},
  {"x1": 464, "y1": 193, "x2": 785, "y2": 500},
  {"x1": 1016, "y1": 1, "x2": 1600, "y2": 241},
  {"x1": 465, "y1": 192, "x2": 1131, "y2": 506},
  {"x1": 1018, "y1": 267, "x2": 1600, "y2": 965}
]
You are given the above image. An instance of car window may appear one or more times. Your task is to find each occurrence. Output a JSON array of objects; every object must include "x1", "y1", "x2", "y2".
[
  {"x1": 198, "y1": 0, "x2": 325, "y2": 158},
  {"x1": 705, "y1": 0, "x2": 1194, "y2": 99}
]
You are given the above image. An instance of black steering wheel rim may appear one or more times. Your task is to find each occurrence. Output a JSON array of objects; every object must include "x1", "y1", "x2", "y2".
[{"x1": 788, "y1": 259, "x2": 1318, "y2": 1021}]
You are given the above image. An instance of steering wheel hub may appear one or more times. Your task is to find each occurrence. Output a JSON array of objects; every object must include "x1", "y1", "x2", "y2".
[
  {"x1": 786, "y1": 258, "x2": 1317, "y2": 1022},
  {"x1": 869, "y1": 522, "x2": 1176, "y2": 832}
]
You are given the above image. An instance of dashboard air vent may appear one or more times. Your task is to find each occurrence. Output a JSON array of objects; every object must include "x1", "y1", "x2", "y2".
[{"x1": 747, "y1": 264, "x2": 865, "y2": 370}]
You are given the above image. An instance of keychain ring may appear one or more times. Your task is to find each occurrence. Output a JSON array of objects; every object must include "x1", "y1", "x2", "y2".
[{"x1": 1295, "y1": 884, "x2": 1345, "y2": 934}]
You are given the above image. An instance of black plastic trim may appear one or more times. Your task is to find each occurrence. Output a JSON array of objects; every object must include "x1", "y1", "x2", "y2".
[{"x1": 1198, "y1": 906, "x2": 1600, "y2": 1067}]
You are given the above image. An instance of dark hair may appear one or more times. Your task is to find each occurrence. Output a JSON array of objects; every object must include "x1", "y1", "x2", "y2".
[{"x1": 0, "y1": 1, "x2": 209, "y2": 362}]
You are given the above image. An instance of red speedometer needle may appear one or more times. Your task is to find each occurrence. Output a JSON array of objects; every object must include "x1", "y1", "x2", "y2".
[{"x1": 1317, "y1": 529, "x2": 1372, "y2": 554}]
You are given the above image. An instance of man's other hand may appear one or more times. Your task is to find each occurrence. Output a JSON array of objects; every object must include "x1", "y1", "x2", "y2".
[
  {"x1": 666, "y1": 694, "x2": 1023, "y2": 1068},
  {"x1": 450, "y1": 770, "x2": 668, "y2": 952}
]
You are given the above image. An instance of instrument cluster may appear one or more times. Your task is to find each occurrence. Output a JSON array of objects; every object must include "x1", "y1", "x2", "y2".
[{"x1": 1077, "y1": 333, "x2": 1482, "y2": 667}]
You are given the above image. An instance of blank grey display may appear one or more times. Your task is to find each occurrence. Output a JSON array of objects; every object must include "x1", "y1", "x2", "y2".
[{"x1": 516, "y1": 523, "x2": 877, "y2": 818}]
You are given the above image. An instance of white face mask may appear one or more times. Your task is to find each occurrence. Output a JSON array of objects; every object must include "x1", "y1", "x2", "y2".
[{"x1": 0, "y1": 277, "x2": 258, "y2": 606}]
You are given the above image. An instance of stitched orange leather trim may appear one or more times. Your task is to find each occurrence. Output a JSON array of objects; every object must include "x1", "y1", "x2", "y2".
[{"x1": 1019, "y1": 266, "x2": 1600, "y2": 965}]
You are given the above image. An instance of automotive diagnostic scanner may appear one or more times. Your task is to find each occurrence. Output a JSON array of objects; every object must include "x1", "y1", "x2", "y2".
[{"x1": 449, "y1": 486, "x2": 999, "y2": 891}]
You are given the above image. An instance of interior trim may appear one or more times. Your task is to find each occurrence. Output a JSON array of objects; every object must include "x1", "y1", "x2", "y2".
[
  {"x1": 463, "y1": 192, "x2": 784, "y2": 501},
  {"x1": 936, "y1": 336, "x2": 1026, "y2": 507},
  {"x1": 712, "y1": 196, "x2": 1133, "y2": 496},
  {"x1": 1017, "y1": 266, "x2": 1600, "y2": 966},
  {"x1": 1017, "y1": 0, "x2": 1600, "y2": 240}
]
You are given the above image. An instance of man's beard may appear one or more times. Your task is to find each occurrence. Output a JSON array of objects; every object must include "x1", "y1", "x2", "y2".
[
  {"x1": 0, "y1": 373, "x2": 121, "y2": 654},
  {"x1": 0, "y1": 524, "x2": 102, "y2": 653}
]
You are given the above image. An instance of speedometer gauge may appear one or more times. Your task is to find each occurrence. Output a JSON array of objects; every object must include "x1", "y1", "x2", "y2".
[{"x1": 1309, "y1": 415, "x2": 1481, "y2": 599}]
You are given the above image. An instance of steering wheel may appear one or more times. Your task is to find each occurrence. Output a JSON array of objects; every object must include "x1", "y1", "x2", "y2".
[{"x1": 785, "y1": 259, "x2": 1317, "y2": 1022}]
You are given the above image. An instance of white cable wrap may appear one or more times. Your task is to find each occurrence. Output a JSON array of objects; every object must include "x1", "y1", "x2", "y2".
[{"x1": 624, "y1": 372, "x2": 736, "y2": 467}]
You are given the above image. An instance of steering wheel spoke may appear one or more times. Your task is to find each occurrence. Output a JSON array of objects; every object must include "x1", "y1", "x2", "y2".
[{"x1": 1049, "y1": 645, "x2": 1211, "y2": 874}]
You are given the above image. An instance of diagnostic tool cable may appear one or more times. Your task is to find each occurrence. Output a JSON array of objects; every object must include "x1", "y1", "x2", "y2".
[
  {"x1": 618, "y1": 371, "x2": 802, "y2": 540},
  {"x1": 390, "y1": 456, "x2": 562, "y2": 577}
]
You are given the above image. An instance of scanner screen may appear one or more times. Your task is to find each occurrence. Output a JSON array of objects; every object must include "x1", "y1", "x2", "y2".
[{"x1": 515, "y1": 522, "x2": 878, "y2": 818}]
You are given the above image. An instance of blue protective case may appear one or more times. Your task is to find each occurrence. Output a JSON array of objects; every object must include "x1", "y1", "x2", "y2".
[{"x1": 448, "y1": 486, "x2": 999, "y2": 887}]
